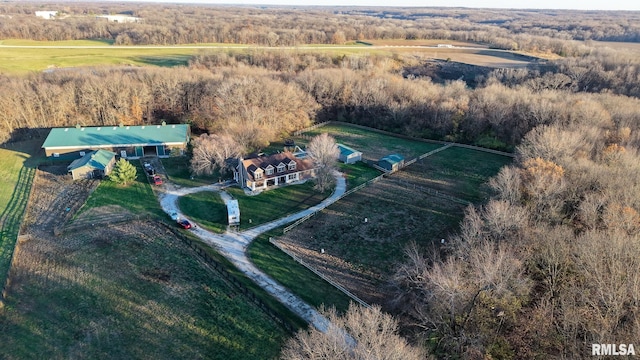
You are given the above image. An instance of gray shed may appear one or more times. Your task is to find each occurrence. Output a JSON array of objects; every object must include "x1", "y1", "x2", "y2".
[{"x1": 338, "y1": 144, "x2": 362, "y2": 164}]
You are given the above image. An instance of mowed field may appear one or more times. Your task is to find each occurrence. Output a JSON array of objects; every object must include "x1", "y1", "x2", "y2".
[
  {"x1": 0, "y1": 38, "x2": 540, "y2": 74},
  {"x1": 267, "y1": 125, "x2": 513, "y2": 306},
  {"x1": 0, "y1": 141, "x2": 40, "y2": 299},
  {"x1": 0, "y1": 222, "x2": 287, "y2": 360},
  {"x1": 302, "y1": 123, "x2": 443, "y2": 162}
]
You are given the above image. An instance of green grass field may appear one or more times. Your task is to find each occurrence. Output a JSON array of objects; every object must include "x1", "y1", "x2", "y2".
[
  {"x1": 302, "y1": 123, "x2": 443, "y2": 161},
  {"x1": 0, "y1": 222, "x2": 288, "y2": 359},
  {"x1": 0, "y1": 141, "x2": 40, "y2": 300},
  {"x1": 399, "y1": 146, "x2": 513, "y2": 203},
  {"x1": 161, "y1": 156, "x2": 223, "y2": 188},
  {"x1": 179, "y1": 191, "x2": 228, "y2": 233},
  {"x1": 0, "y1": 46, "x2": 196, "y2": 74},
  {"x1": 80, "y1": 162, "x2": 164, "y2": 218},
  {"x1": 226, "y1": 182, "x2": 329, "y2": 229},
  {"x1": 248, "y1": 228, "x2": 352, "y2": 313},
  {"x1": 0, "y1": 38, "x2": 539, "y2": 75},
  {"x1": 338, "y1": 162, "x2": 383, "y2": 190}
]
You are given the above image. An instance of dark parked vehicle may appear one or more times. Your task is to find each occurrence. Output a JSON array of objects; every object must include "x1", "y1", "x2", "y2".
[{"x1": 178, "y1": 219, "x2": 192, "y2": 229}]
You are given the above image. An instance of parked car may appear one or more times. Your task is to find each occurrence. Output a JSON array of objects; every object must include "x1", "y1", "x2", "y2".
[
  {"x1": 178, "y1": 219, "x2": 192, "y2": 229},
  {"x1": 169, "y1": 211, "x2": 179, "y2": 221},
  {"x1": 144, "y1": 162, "x2": 155, "y2": 175},
  {"x1": 152, "y1": 175, "x2": 163, "y2": 185}
]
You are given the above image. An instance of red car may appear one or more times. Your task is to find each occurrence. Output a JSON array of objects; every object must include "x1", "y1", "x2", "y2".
[
  {"x1": 178, "y1": 219, "x2": 192, "y2": 229},
  {"x1": 152, "y1": 175, "x2": 163, "y2": 185}
]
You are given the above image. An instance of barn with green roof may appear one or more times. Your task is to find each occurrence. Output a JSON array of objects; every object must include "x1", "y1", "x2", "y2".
[{"x1": 42, "y1": 124, "x2": 190, "y2": 159}]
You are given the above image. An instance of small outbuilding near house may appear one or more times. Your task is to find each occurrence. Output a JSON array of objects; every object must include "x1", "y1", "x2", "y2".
[
  {"x1": 378, "y1": 154, "x2": 405, "y2": 172},
  {"x1": 227, "y1": 199, "x2": 240, "y2": 225},
  {"x1": 337, "y1": 144, "x2": 362, "y2": 164},
  {"x1": 67, "y1": 150, "x2": 116, "y2": 180}
]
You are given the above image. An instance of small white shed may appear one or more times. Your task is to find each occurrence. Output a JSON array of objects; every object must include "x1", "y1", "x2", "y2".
[{"x1": 227, "y1": 200, "x2": 240, "y2": 225}]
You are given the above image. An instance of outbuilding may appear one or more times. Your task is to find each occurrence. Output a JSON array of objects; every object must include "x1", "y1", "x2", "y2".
[
  {"x1": 67, "y1": 149, "x2": 117, "y2": 180},
  {"x1": 42, "y1": 124, "x2": 190, "y2": 160},
  {"x1": 227, "y1": 199, "x2": 240, "y2": 225},
  {"x1": 337, "y1": 144, "x2": 362, "y2": 164},
  {"x1": 378, "y1": 154, "x2": 405, "y2": 172}
]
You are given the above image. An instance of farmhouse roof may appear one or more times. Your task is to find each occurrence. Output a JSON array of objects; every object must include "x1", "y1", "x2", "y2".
[
  {"x1": 42, "y1": 124, "x2": 189, "y2": 150},
  {"x1": 67, "y1": 150, "x2": 116, "y2": 171},
  {"x1": 338, "y1": 144, "x2": 362, "y2": 157},
  {"x1": 242, "y1": 152, "x2": 314, "y2": 181}
]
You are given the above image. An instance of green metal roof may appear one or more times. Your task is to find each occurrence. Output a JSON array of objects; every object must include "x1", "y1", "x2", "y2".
[
  {"x1": 42, "y1": 124, "x2": 189, "y2": 149},
  {"x1": 338, "y1": 144, "x2": 361, "y2": 157},
  {"x1": 68, "y1": 150, "x2": 116, "y2": 171}
]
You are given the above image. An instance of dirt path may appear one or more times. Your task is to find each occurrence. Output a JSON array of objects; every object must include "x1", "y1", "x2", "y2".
[{"x1": 156, "y1": 171, "x2": 346, "y2": 332}]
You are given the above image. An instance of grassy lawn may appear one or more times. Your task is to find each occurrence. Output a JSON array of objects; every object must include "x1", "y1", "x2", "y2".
[
  {"x1": 161, "y1": 156, "x2": 223, "y2": 187},
  {"x1": 0, "y1": 46, "x2": 197, "y2": 74},
  {"x1": 302, "y1": 123, "x2": 443, "y2": 161},
  {"x1": 179, "y1": 191, "x2": 228, "y2": 233},
  {"x1": 80, "y1": 162, "x2": 164, "y2": 218},
  {"x1": 184, "y1": 230, "x2": 308, "y2": 331},
  {"x1": 338, "y1": 162, "x2": 383, "y2": 190},
  {"x1": 0, "y1": 222, "x2": 289, "y2": 359},
  {"x1": 248, "y1": 228, "x2": 352, "y2": 313},
  {"x1": 0, "y1": 141, "x2": 40, "y2": 297},
  {"x1": 401, "y1": 146, "x2": 513, "y2": 203},
  {"x1": 226, "y1": 182, "x2": 329, "y2": 229}
]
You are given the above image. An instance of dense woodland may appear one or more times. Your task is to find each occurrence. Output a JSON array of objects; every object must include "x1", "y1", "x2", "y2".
[
  {"x1": 2, "y1": 2, "x2": 640, "y2": 359},
  {"x1": 2, "y1": 3, "x2": 640, "y2": 54}
]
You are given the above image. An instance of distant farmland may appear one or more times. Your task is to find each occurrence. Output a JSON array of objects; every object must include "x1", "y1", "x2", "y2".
[{"x1": 0, "y1": 39, "x2": 541, "y2": 74}]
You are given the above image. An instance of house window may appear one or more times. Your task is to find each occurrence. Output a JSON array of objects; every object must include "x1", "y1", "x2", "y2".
[
  {"x1": 53, "y1": 153, "x2": 60, "y2": 158},
  {"x1": 266, "y1": 168, "x2": 273, "y2": 175},
  {"x1": 287, "y1": 174, "x2": 297, "y2": 180},
  {"x1": 255, "y1": 172, "x2": 263, "y2": 179},
  {"x1": 288, "y1": 162, "x2": 296, "y2": 170},
  {"x1": 277, "y1": 164, "x2": 286, "y2": 173}
]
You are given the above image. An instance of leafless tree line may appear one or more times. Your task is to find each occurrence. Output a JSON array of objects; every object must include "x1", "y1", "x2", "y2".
[
  {"x1": 391, "y1": 118, "x2": 640, "y2": 358},
  {"x1": 2, "y1": 4, "x2": 640, "y2": 55}
]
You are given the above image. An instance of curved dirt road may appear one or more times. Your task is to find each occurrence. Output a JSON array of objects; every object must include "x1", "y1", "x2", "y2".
[{"x1": 157, "y1": 172, "x2": 346, "y2": 332}]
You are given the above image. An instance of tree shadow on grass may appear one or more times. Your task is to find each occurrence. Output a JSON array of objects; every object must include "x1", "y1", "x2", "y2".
[
  {"x1": 0, "y1": 158, "x2": 37, "y2": 283},
  {"x1": 134, "y1": 55, "x2": 191, "y2": 68}
]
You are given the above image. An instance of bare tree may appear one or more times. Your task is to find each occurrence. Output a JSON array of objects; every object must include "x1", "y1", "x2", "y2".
[
  {"x1": 280, "y1": 304, "x2": 428, "y2": 360},
  {"x1": 190, "y1": 133, "x2": 243, "y2": 176},
  {"x1": 307, "y1": 133, "x2": 339, "y2": 192}
]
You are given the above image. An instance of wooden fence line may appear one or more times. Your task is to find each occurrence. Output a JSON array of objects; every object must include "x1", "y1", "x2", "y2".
[
  {"x1": 269, "y1": 237, "x2": 370, "y2": 308},
  {"x1": 293, "y1": 121, "x2": 330, "y2": 136}
]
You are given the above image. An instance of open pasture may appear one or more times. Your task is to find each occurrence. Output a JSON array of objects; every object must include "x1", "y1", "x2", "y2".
[
  {"x1": 0, "y1": 45, "x2": 195, "y2": 74},
  {"x1": 276, "y1": 178, "x2": 467, "y2": 305},
  {"x1": 0, "y1": 221, "x2": 288, "y2": 360},
  {"x1": 395, "y1": 146, "x2": 513, "y2": 203},
  {"x1": 267, "y1": 126, "x2": 512, "y2": 306},
  {"x1": 301, "y1": 123, "x2": 442, "y2": 162}
]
